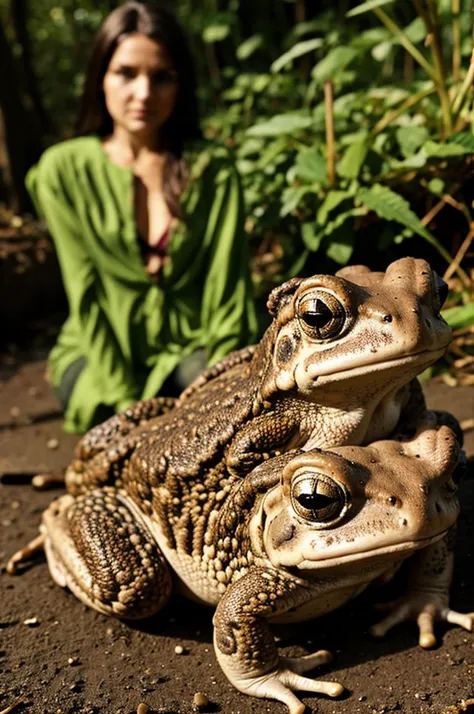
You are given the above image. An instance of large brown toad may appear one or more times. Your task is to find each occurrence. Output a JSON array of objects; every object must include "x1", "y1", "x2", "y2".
[{"x1": 60, "y1": 256, "x2": 452, "y2": 497}]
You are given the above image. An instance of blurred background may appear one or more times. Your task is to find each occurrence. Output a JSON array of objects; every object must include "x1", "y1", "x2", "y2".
[{"x1": 1, "y1": 0, "x2": 474, "y2": 382}]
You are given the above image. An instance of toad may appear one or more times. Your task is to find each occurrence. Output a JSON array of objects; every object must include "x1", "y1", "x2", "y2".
[
  {"x1": 10, "y1": 417, "x2": 472, "y2": 713},
  {"x1": 58, "y1": 257, "x2": 452, "y2": 496}
]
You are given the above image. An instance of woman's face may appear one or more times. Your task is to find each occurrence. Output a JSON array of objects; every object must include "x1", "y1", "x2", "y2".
[{"x1": 103, "y1": 33, "x2": 179, "y2": 139}]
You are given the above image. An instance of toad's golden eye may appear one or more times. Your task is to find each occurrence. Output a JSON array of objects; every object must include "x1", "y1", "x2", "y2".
[
  {"x1": 291, "y1": 472, "x2": 349, "y2": 526},
  {"x1": 298, "y1": 292, "x2": 345, "y2": 340}
]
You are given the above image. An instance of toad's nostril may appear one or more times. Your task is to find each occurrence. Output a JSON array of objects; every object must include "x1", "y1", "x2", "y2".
[{"x1": 436, "y1": 276, "x2": 449, "y2": 308}]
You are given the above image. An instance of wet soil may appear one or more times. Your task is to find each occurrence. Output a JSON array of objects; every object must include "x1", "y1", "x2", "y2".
[{"x1": 1, "y1": 350, "x2": 473, "y2": 714}]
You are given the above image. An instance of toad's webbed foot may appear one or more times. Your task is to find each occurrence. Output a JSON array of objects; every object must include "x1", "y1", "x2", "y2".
[
  {"x1": 224, "y1": 650, "x2": 343, "y2": 714},
  {"x1": 213, "y1": 567, "x2": 344, "y2": 714},
  {"x1": 371, "y1": 532, "x2": 472, "y2": 648},
  {"x1": 370, "y1": 591, "x2": 473, "y2": 648}
]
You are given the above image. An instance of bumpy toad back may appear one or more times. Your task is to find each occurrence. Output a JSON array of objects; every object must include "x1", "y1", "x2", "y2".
[{"x1": 64, "y1": 256, "x2": 451, "y2": 496}]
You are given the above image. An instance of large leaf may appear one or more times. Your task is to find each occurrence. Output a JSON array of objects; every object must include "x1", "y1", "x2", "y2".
[
  {"x1": 295, "y1": 150, "x2": 327, "y2": 183},
  {"x1": 337, "y1": 137, "x2": 369, "y2": 179},
  {"x1": 312, "y1": 47, "x2": 359, "y2": 84},
  {"x1": 271, "y1": 38, "x2": 324, "y2": 74},
  {"x1": 246, "y1": 113, "x2": 313, "y2": 137},
  {"x1": 236, "y1": 34, "x2": 263, "y2": 60},
  {"x1": 356, "y1": 184, "x2": 433, "y2": 240}
]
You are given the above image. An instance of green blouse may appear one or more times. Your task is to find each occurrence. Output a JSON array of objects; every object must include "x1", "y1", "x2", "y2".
[{"x1": 26, "y1": 135, "x2": 257, "y2": 433}]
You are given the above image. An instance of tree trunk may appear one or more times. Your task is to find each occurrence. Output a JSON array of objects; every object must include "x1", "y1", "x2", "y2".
[
  {"x1": 9, "y1": 0, "x2": 53, "y2": 135},
  {"x1": 0, "y1": 18, "x2": 44, "y2": 213}
]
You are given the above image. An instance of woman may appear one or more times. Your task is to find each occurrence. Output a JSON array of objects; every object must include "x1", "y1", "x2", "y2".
[{"x1": 27, "y1": 1, "x2": 257, "y2": 433}]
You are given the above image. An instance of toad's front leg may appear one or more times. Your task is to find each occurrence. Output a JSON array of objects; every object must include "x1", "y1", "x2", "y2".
[
  {"x1": 371, "y1": 527, "x2": 473, "y2": 648},
  {"x1": 39, "y1": 488, "x2": 172, "y2": 619},
  {"x1": 213, "y1": 567, "x2": 343, "y2": 714}
]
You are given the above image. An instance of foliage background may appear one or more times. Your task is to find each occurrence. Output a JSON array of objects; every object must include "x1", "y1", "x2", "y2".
[{"x1": 1, "y1": 0, "x2": 474, "y2": 361}]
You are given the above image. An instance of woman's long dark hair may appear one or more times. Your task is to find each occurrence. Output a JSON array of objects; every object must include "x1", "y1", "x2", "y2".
[{"x1": 76, "y1": 1, "x2": 201, "y2": 217}]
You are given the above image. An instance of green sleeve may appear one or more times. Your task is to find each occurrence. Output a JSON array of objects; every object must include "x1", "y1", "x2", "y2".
[
  {"x1": 28, "y1": 150, "x2": 139, "y2": 411},
  {"x1": 200, "y1": 159, "x2": 258, "y2": 365}
]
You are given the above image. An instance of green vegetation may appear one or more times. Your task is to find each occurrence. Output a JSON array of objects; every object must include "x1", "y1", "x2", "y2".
[{"x1": 1, "y1": 1, "x2": 474, "y2": 317}]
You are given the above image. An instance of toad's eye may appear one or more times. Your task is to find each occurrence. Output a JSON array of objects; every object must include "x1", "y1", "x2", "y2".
[
  {"x1": 298, "y1": 292, "x2": 345, "y2": 340},
  {"x1": 291, "y1": 472, "x2": 349, "y2": 526}
]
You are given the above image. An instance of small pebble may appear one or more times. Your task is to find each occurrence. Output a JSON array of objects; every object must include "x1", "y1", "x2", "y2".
[
  {"x1": 10, "y1": 406, "x2": 20, "y2": 419},
  {"x1": 47, "y1": 438, "x2": 59, "y2": 450},
  {"x1": 137, "y1": 704, "x2": 150, "y2": 714},
  {"x1": 28, "y1": 386, "x2": 39, "y2": 397},
  {"x1": 68, "y1": 656, "x2": 80, "y2": 666},
  {"x1": 193, "y1": 692, "x2": 209, "y2": 710},
  {"x1": 174, "y1": 645, "x2": 184, "y2": 655},
  {"x1": 23, "y1": 617, "x2": 39, "y2": 627}
]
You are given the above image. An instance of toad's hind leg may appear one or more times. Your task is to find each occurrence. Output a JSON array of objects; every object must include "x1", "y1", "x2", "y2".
[{"x1": 42, "y1": 488, "x2": 172, "y2": 619}]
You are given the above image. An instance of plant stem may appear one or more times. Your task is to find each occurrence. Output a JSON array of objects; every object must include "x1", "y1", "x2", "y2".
[
  {"x1": 443, "y1": 225, "x2": 474, "y2": 283},
  {"x1": 371, "y1": 85, "x2": 437, "y2": 135},
  {"x1": 414, "y1": 0, "x2": 452, "y2": 138},
  {"x1": 372, "y1": 7, "x2": 436, "y2": 79},
  {"x1": 324, "y1": 80, "x2": 335, "y2": 186},
  {"x1": 452, "y1": 0, "x2": 461, "y2": 81},
  {"x1": 452, "y1": 49, "x2": 474, "y2": 117}
]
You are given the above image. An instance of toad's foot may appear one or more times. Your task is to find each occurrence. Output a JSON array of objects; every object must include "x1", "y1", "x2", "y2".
[
  {"x1": 41, "y1": 487, "x2": 173, "y2": 619},
  {"x1": 370, "y1": 592, "x2": 473, "y2": 648},
  {"x1": 213, "y1": 567, "x2": 344, "y2": 714},
  {"x1": 222, "y1": 650, "x2": 344, "y2": 714},
  {"x1": 6, "y1": 533, "x2": 45, "y2": 574}
]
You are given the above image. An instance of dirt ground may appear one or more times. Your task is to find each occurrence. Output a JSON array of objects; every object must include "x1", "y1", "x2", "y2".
[{"x1": 1, "y1": 348, "x2": 474, "y2": 714}]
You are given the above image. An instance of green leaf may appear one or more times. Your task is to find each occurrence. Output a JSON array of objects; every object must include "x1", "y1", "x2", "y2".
[
  {"x1": 295, "y1": 150, "x2": 327, "y2": 183},
  {"x1": 356, "y1": 184, "x2": 436, "y2": 244},
  {"x1": 312, "y1": 47, "x2": 359, "y2": 84},
  {"x1": 389, "y1": 152, "x2": 427, "y2": 170},
  {"x1": 337, "y1": 137, "x2": 369, "y2": 179},
  {"x1": 280, "y1": 185, "x2": 316, "y2": 217},
  {"x1": 326, "y1": 232, "x2": 355, "y2": 265},
  {"x1": 447, "y1": 132, "x2": 474, "y2": 152},
  {"x1": 427, "y1": 178, "x2": 445, "y2": 196},
  {"x1": 202, "y1": 24, "x2": 230, "y2": 43},
  {"x1": 402, "y1": 17, "x2": 426, "y2": 44},
  {"x1": 396, "y1": 126, "x2": 429, "y2": 158},
  {"x1": 422, "y1": 140, "x2": 472, "y2": 158},
  {"x1": 301, "y1": 222, "x2": 324, "y2": 251},
  {"x1": 258, "y1": 138, "x2": 290, "y2": 169},
  {"x1": 236, "y1": 34, "x2": 263, "y2": 60},
  {"x1": 317, "y1": 190, "x2": 353, "y2": 224},
  {"x1": 347, "y1": 0, "x2": 395, "y2": 17},
  {"x1": 442, "y1": 303, "x2": 474, "y2": 330},
  {"x1": 271, "y1": 38, "x2": 324, "y2": 74},
  {"x1": 246, "y1": 113, "x2": 313, "y2": 137}
]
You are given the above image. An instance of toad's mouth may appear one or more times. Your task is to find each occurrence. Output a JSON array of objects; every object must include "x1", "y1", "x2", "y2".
[
  {"x1": 297, "y1": 529, "x2": 448, "y2": 571},
  {"x1": 307, "y1": 346, "x2": 447, "y2": 382}
]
